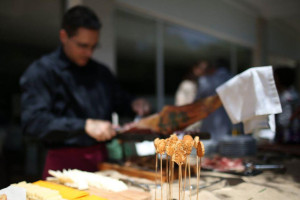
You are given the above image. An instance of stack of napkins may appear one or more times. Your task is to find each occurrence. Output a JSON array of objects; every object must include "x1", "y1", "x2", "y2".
[{"x1": 216, "y1": 66, "x2": 282, "y2": 134}]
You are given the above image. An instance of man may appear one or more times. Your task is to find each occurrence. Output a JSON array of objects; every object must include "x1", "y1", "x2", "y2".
[
  {"x1": 195, "y1": 59, "x2": 232, "y2": 141},
  {"x1": 20, "y1": 6, "x2": 149, "y2": 179},
  {"x1": 274, "y1": 66, "x2": 300, "y2": 143}
]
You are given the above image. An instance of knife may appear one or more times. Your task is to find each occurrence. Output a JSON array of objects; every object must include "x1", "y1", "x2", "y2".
[{"x1": 244, "y1": 163, "x2": 285, "y2": 175}]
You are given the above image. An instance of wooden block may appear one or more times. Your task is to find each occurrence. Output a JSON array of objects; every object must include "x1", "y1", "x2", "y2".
[
  {"x1": 98, "y1": 163, "x2": 168, "y2": 182},
  {"x1": 89, "y1": 187, "x2": 151, "y2": 200}
]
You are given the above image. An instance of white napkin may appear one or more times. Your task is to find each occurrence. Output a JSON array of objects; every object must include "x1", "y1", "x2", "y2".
[
  {"x1": 0, "y1": 186, "x2": 26, "y2": 200},
  {"x1": 216, "y1": 66, "x2": 282, "y2": 134},
  {"x1": 135, "y1": 141, "x2": 156, "y2": 156}
]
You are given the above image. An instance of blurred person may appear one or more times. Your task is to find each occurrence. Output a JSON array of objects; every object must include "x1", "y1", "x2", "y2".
[
  {"x1": 20, "y1": 6, "x2": 150, "y2": 179},
  {"x1": 175, "y1": 60, "x2": 208, "y2": 106},
  {"x1": 195, "y1": 58, "x2": 233, "y2": 141},
  {"x1": 274, "y1": 66, "x2": 300, "y2": 143}
]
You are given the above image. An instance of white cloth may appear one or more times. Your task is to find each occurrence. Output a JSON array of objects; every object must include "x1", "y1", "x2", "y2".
[
  {"x1": 175, "y1": 80, "x2": 197, "y2": 106},
  {"x1": 216, "y1": 66, "x2": 282, "y2": 134},
  {"x1": 252, "y1": 115, "x2": 276, "y2": 141}
]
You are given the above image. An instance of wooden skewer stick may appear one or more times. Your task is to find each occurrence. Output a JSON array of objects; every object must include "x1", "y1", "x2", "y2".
[
  {"x1": 196, "y1": 141, "x2": 205, "y2": 200},
  {"x1": 199, "y1": 158, "x2": 202, "y2": 188},
  {"x1": 189, "y1": 158, "x2": 191, "y2": 200},
  {"x1": 155, "y1": 153, "x2": 158, "y2": 200},
  {"x1": 171, "y1": 161, "x2": 174, "y2": 200},
  {"x1": 166, "y1": 155, "x2": 169, "y2": 200},
  {"x1": 161, "y1": 155, "x2": 163, "y2": 200},
  {"x1": 183, "y1": 159, "x2": 188, "y2": 200},
  {"x1": 179, "y1": 164, "x2": 182, "y2": 200},
  {"x1": 196, "y1": 156, "x2": 199, "y2": 200},
  {"x1": 169, "y1": 158, "x2": 173, "y2": 200}
]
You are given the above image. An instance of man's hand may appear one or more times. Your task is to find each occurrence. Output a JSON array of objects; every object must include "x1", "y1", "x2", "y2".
[
  {"x1": 85, "y1": 119, "x2": 116, "y2": 141},
  {"x1": 131, "y1": 98, "x2": 151, "y2": 117}
]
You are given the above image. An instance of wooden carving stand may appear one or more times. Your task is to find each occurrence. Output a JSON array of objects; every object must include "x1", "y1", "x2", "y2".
[{"x1": 122, "y1": 95, "x2": 222, "y2": 135}]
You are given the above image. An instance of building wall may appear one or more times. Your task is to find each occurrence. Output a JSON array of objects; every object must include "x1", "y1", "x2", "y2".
[
  {"x1": 1, "y1": 0, "x2": 299, "y2": 66},
  {"x1": 267, "y1": 21, "x2": 300, "y2": 61},
  {"x1": 115, "y1": 0, "x2": 300, "y2": 63},
  {"x1": 83, "y1": 0, "x2": 116, "y2": 73},
  {"x1": 0, "y1": 0, "x2": 62, "y2": 48},
  {"x1": 116, "y1": 0, "x2": 257, "y2": 48}
]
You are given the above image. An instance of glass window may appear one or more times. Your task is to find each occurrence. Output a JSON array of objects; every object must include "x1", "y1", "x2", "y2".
[
  {"x1": 236, "y1": 45, "x2": 253, "y2": 73},
  {"x1": 115, "y1": 10, "x2": 156, "y2": 97},
  {"x1": 163, "y1": 24, "x2": 232, "y2": 104},
  {"x1": 115, "y1": 10, "x2": 253, "y2": 106}
]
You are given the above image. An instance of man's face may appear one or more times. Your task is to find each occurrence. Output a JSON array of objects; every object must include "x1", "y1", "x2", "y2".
[{"x1": 60, "y1": 28, "x2": 99, "y2": 66}]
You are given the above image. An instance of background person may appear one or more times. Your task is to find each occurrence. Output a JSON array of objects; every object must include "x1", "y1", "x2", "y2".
[
  {"x1": 274, "y1": 66, "x2": 300, "y2": 143},
  {"x1": 175, "y1": 60, "x2": 208, "y2": 106},
  {"x1": 195, "y1": 58, "x2": 233, "y2": 141}
]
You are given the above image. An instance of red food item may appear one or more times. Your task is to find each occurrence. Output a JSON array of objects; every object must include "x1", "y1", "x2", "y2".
[{"x1": 201, "y1": 155, "x2": 245, "y2": 172}]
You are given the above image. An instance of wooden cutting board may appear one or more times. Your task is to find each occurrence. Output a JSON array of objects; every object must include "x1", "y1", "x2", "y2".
[
  {"x1": 88, "y1": 187, "x2": 151, "y2": 200},
  {"x1": 98, "y1": 162, "x2": 170, "y2": 182}
]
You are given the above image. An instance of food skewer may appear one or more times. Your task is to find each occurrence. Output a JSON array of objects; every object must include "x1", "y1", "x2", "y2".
[
  {"x1": 196, "y1": 156, "x2": 199, "y2": 200},
  {"x1": 166, "y1": 155, "x2": 169, "y2": 200},
  {"x1": 166, "y1": 134, "x2": 178, "y2": 200},
  {"x1": 154, "y1": 134, "x2": 204, "y2": 200},
  {"x1": 188, "y1": 157, "x2": 191, "y2": 200},
  {"x1": 179, "y1": 164, "x2": 182, "y2": 200},
  {"x1": 154, "y1": 144, "x2": 158, "y2": 199},
  {"x1": 170, "y1": 159, "x2": 174, "y2": 199},
  {"x1": 154, "y1": 138, "x2": 166, "y2": 200},
  {"x1": 196, "y1": 141, "x2": 205, "y2": 200},
  {"x1": 172, "y1": 140, "x2": 185, "y2": 200},
  {"x1": 182, "y1": 135, "x2": 194, "y2": 200},
  {"x1": 161, "y1": 154, "x2": 163, "y2": 200},
  {"x1": 183, "y1": 159, "x2": 187, "y2": 200}
]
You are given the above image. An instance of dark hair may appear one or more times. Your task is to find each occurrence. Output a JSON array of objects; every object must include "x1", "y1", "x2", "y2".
[
  {"x1": 274, "y1": 66, "x2": 295, "y2": 88},
  {"x1": 192, "y1": 58, "x2": 211, "y2": 69},
  {"x1": 62, "y1": 6, "x2": 101, "y2": 37},
  {"x1": 183, "y1": 67, "x2": 198, "y2": 82},
  {"x1": 183, "y1": 59, "x2": 210, "y2": 81}
]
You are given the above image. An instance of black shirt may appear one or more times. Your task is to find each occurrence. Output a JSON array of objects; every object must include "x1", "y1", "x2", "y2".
[{"x1": 20, "y1": 48, "x2": 132, "y2": 148}]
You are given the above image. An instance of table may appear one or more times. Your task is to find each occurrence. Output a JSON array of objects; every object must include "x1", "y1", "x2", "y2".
[{"x1": 98, "y1": 157, "x2": 300, "y2": 200}]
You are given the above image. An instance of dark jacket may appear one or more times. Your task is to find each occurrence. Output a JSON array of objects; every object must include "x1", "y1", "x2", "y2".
[{"x1": 20, "y1": 48, "x2": 132, "y2": 148}]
